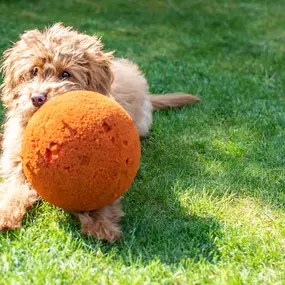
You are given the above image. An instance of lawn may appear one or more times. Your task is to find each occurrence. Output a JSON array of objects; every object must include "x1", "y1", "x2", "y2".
[{"x1": 0, "y1": 0, "x2": 285, "y2": 284}]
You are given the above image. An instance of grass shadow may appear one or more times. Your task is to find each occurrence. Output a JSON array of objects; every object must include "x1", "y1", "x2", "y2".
[
  {"x1": 53, "y1": 132, "x2": 223, "y2": 266},
  {"x1": 57, "y1": 205, "x2": 222, "y2": 266}
]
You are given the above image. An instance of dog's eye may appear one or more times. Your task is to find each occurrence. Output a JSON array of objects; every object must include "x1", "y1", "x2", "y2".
[
  {"x1": 60, "y1": 71, "x2": 71, "y2": 79},
  {"x1": 32, "y1": 67, "x2": 39, "y2": 77}
]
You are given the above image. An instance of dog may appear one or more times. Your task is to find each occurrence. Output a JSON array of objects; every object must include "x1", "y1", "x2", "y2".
[{"x1": 0, "y1": 23, "x2": 200, "y2": 241}]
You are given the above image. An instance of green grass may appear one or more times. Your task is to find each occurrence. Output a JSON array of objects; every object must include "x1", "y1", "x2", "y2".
[{"x1": 0, "y1": 0, "x2": 285, "y2": 284}]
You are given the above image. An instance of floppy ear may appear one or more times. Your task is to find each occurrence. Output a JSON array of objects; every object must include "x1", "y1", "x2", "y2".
[
  {"x1": 86, "y1": 50, "x2": 114, "y2": 95},
  {"x1": 81, "y1": 35, "x2": 114, "y2": 96},
  {"x1": 0, "y1": 28, "x2": 42, "y2": 109},
  {"x1": 0, "y1": 45, "x2": 19, "y2": 109}
]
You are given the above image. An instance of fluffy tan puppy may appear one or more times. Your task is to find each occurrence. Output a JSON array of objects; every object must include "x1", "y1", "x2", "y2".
[{"x1": 0, "y1": 23, "x2": 200, "y2": 241}]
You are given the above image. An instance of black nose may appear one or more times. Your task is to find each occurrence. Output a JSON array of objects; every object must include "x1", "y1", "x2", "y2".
[{"x1": 31, "y1": 93, "x2": 47, "y2": 107}]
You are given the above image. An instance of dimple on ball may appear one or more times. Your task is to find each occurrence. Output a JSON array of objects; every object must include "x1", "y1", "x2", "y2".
[{"x1": 21, "y1": 91, "x2": 141, "y2": 212}]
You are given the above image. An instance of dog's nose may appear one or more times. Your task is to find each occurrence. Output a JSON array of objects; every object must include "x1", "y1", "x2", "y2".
[{"x1": 31, "y1": 93, "x2": 47, "y2": 107}]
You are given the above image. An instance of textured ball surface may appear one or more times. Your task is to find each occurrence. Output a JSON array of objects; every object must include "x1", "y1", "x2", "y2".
[{"x1": 21, "y1": 91, "x2": 141, "y2": 211}]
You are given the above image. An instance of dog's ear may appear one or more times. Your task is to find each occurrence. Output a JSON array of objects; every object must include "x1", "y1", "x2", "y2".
[
  {"x1": 82, "y1": 36, "x2": 114, "y2": 95},
  {"x1": 0, "y1": 29, "x2": 43, "y2": 109},
  {"x1": 86, "y1": 50, "x2": 114, "y2": 95},
  {"x1": 0, "y1": 45, "x2": 19, "y2": 109}
]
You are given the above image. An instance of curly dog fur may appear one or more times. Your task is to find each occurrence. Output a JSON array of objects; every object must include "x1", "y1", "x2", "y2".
[{"x1": 0, "y1": 23, "x2": 199, "y2": 241}]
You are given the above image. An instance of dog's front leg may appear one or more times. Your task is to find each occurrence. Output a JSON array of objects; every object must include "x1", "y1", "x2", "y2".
[
  {"x1": 0, "y1": 179, "x2": 38, "y2": 231},
  {"x1": 74, "y1": 199, "x2": 124, "y2": 241},
  {"x1": 0, "y1": 115, "x2": 38, "y2": 231}
]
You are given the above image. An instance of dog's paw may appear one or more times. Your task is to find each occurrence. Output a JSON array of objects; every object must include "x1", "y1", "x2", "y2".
[
  {"x1": 0, "y1": 188, "x2": 38, "y2": 232},
  {"x1": 75, "y1": 200, "x2": 124, "y2": 242},
  {"x1": 77, "y1": 212, "x2": 121, "y2": 242},
  {"x1": 81, "y1": 222, "x2": 121, "y2": 242},
  {"x1": 0, "y1": 203, "x2": 25, "y2": 231}
]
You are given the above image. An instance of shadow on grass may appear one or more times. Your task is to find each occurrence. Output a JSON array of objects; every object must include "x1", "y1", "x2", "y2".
[
  {"x1": 57, "y1": 207, "x2": 222, "y2": 266},
  {"x1": 51, "y1": 133, "x2": 223, "y2": 266}
]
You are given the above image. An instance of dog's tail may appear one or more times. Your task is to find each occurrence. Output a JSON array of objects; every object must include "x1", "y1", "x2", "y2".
[{"x1": 149, "y1": 93, "x2": 200, "y2": 110}]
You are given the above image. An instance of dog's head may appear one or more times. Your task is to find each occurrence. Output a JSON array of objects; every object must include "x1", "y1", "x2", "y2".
[{"x1": 0, "y1": 23, "x2": 113, "y2": 120}]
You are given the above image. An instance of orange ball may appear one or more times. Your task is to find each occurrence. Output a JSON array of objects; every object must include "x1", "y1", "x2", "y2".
[{"x1": 21, "y1": 91, "x2": 141, "y2": 211}]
